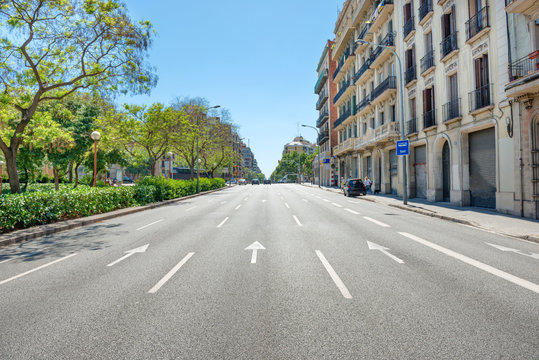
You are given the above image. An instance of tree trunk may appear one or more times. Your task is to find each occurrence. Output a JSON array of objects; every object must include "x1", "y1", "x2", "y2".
[
  {"x1": 5, "y1": 149, "x2": 20, "y2": 194},
  {"x1": 74, "y1": 162, "x2": 80, "y2": 186},
  {"x1": 53, "y1": 168, "x2": 60, "y2": 191},
  {"x1": 68, "y1": 160, "x2": 74, "y2": 182}
]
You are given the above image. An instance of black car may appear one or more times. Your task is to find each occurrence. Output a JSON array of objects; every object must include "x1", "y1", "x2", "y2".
[
  {"x1": 343, "y1": 178, "x2": 366, "y2": 197},
  {"x1": 252, "y1": 179, "x2": 260, "y2": 185},
  {"x1": 264, "y1": 179, "x2": 271, "y2": 185}
]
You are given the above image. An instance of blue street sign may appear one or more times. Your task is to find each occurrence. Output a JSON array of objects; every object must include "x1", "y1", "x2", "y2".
[
  {"x1": 396, "y1": 140, "x2": 409, "y2": 156},
  {"x1": 323, "y1": 158, "x2": 330, "y2": 164}
]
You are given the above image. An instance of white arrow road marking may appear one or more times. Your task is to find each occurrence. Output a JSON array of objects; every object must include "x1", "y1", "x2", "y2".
[
  {"x1": 486, "y1": 242, "x2": 539, "y2": 260},
  {"x1": 245, "y1": 241, "x2": 265, "y2": 264},
  {"x1": 285, "y1": 203, "x2": 290, "y2": 209},
  {"x1": 136, "y1": 219, "x2": 163, "y2": 231},
  {"x1": 332, "y1": 202, "x2": 343, "y2": 208},
  {"x1": 148, "y1": 252, "x2": 194, "y2": 294},
  {"x1": 315, "y1": 250, "x2": 352, "y2": 299},
  {"x1": 293, "y1": 215, "x2": 302, "y2": 226},
  {"x1": 363, "y1": 216, "x2": 390, "y2": 227},
  {"x1": 217, "y1": 217, "x2": 229, "y2": 228},
  {"x1": 344, "y1": 208, "x2": 360, "y2": 215},
  {"x1": 107, "y1": 244, "x2": 149, "y2": 267},
  {"x1": 367, "y1": 241, "x2": 404, "y2": 264},
  {"x1": 235, "y1": 204, "x2": 241, "y2": 210},
  {"x1": 0, "y1": 253, "x2": 77, "y2": 286},
  {"x1": 399, "y1": 232, "x2": 539, "y2": 294}
]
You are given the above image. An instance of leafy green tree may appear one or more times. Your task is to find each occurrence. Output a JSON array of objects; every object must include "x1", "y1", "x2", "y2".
[{"x1": 0, "y1": 0, "x2": 156, "y2": 193}]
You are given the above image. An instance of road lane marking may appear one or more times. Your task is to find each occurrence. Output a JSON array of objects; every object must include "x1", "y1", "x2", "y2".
[
  {"x1": 322, "y1": 199, "x2": 330, "y2": 202},
  {"x1": 344, "y1": 208, "x2": 360, "y2": 215},
  {"x1": 220, "y1": 201, "x2": 227, "y2": 205},
  {"x1": 363, "y1": 217, "x2": 390, "y2": 228},
  {"x1": 302, "y1": 199, "x2": 309, "y2": 202},
  {"x1": 315, "y1": 250, "x2": 352, "y2": 299},
  {"x1": 245, "y1": 241, "x2": 265, "y2": 264},
  {"x1": 185, "y1": 206, "x2": 197, "y2": 212},
  {"x1": 136, "y1": 219, "x2": 164, "y2": 231},
  {"x1": 0, "y1": 253, "x2": 77, "y2": 286},
  {"x1": 244, "y1": 197, "x2": 249, "y2": 201},
  {"x1": 285, "y1": 203, "x2": 290, "y2": 209},
  {"x1": 367, "y1": 241, "x2": 404, "y2": 264},
  {"x1": 399, "y1": 232, "x2": 539, "y2": 294},
  {"x1": 235, "y1": 205, "x2": 241, "y2": 210},
  {"x1": 0, "y1": 258, "x2": 14, "y2": 265},
  {"x1": 293, "y1": 215, "x2": 302, "y2": 226},
  {"x1": 148, "y1": 252, "x2": 194, "y2": 294},
  {"x1": 485, "y1": 242, "x2": 539, "y2": 260},
  {"x1": 347, "y1": 200, "x2": 359, "y2": 204},
  {"x1": 217, "y1": 217, "x2": 229, "y2": 228},
  {"x1": 332, "y1": 202, "x2": 343, "y2": 208},
  {"x1": 107, "y1": 244, "x2": 149, "y2": 267}
]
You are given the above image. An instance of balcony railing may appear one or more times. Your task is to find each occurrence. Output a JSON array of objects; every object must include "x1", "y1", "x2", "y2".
[
  {"x1": 316, "y1": 88, "x2": 328, "y2": 110},
  {"x1": 466, "y1": 6, "x2": 489, "y2": 41},
  {"x1": 333, "y1": 78, "x2": 351, "y2": 104},
  {"x1": 371, "y1": 76, "x2": 396, "y2": 101},
  {"x1": 333, "y1": 44, "x2": 357, "y2": 80},
  {"x1": 407, "y1": 118, "x2": 418, "y2": 135},
  {"x1": 405, "y1": 65, "x2": 416, "y2": 84},
  {"x1": 469, "y1": 83, "x2": 493, "y2": 111},
  {"x1": 442, "y1": 98, "x2": 461, "y2": 122},
  {"x1": 356, "y1": 95, "x2": 370, "y2": 113},
  {"x1": 505, "y1": 0, "x2": 514, "y2": 5},
  {"x1": 316, "y1": 109, "x2": 329, "y2": 127},
  {"x1": 358, "y1": 23, "x2": 371, "y2": 41},
  {"x1": 423, "y1": 109, "x2": 436, "y2": 129},
  {"x1": 509, "y1": 51, "x2": 539, "y2": 81},
  {"x1": 318, "y1": 130, "x2": 329, "y2": 144},
  {"x1": 314, "y1": 68, "x2": 328, "y2": 94},
  {"x1": 420, "y1": 50, "x2": 435, "y2": 73},
  {"x1": 404, "y1": 16, "x2": 415, "y2": 38},
  {"x1": 334, "y1": 108, "x2": 352, "y2": 129},
  {"x1": 355, "y1": 59, "x2": 371, "y2": 82},
  {"x1": 419, "y1": 0, "x2": 433, "y2": 22},
  {"x1": 441, "y1": 32, "x2": 458, "y2": 59}
]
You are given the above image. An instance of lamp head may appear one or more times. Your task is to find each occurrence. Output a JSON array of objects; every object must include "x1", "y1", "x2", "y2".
[
  {"x1": 356, "y1": 39, "x2": 366, "y2": 45},
  {"x1": 211, "y1": 105, "x2": 221, "y2": 109},
  {"x1": 0, "y1": 160, "x2": 4, "y2": 166},
  {"x1": 168, "y1": 151, "x2": 173, "y2": 156},
  {"x1": 90, "y1": 131, "x2": 101, "y2": 141}
]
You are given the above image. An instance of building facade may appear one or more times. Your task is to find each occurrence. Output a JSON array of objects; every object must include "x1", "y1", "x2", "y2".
[{"x1": 283, "y1": 136, "x2": 316, "y2": 155}]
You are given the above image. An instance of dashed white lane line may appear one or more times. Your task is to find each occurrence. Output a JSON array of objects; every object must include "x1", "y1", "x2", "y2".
[
  {"x1": 399, "y1": 232, "x2": 539, "y2": 294},
  {"x1": 285, "y1": 203, "x2": 290, "y2": 209},
  {"x1": 302, "y1": 199, "x2": 309, "y2": 202},
  {"x1": 344, "y1": 208, "x2": 360, "y2": 215},
  {"x1": 244, "y1": 197, "x2": 249, "y2": 201},
  {"x1": 185, "y1": 206, "x2": 197, "y2": 212},
  {"x1": 217, "y1": 217, "x2": 229, "y2": 228},
  {"x1": 0, "y1": 258, "x2": 14, "y2": 265},
  {"x1": 0, "y1": 253, "x2": 78, "y2": 286},
  {"x1": 235, "y1": 204, "x2": 241, "y2": 210},
  {"x1": 293, "y1": 215, "x2": 302, "y2": 226},
  {"x1": 220, "y1": 201, "x2": 227, "y2": 205},
  {"x1": 363, "y1": 216, "x2": 390, "y2": 228},
  {"x1": 332, "y1": 202, "x2": 343, "y2": 208},
  {"x1": 136, "y1": 219, "x2": 164, "y2": 231},
  {"x1": 148, "y1": 252, "x2": 195, "y2": 294},
  {"x1": 315, "y1": 250, "x2": 352, "y2": 299},
  {"x1": 323, "y1": 199, "x2": 330, "y2": 202},
  {"x1": 347, "y1": 200, "x2": 359, "y2": 204}
]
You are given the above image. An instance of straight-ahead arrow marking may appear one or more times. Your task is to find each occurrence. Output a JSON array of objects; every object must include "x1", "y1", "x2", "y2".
[
  {"x1": 367, "y1": 241, "x2": 404, "y2": 264},
  {"x1": 486, "y1": 242, "x2": 539, "y2": 260},
  {"x1": 107, "y1": 244, "x2": 149, "y2": 267},
  {"x1": 245, "y1": 241, "x2": 265, "y2": 264}
]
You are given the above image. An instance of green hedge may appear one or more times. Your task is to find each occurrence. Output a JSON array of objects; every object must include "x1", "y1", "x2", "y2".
[{"x1": 0, "y1": 177, "x2": 225, "y2": 233}]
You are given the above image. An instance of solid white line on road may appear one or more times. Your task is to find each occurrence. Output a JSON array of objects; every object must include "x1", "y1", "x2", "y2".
[
  {"x1": 148, "y1": 252, "x2": 194, "y2": 294},
  {"x1": 0, "y1": 253, "x2": 77, "y2": 286},
  {"x1": 0, "y1": 258, "x2": 14, "y2": 265},
  {"x1": 399, "y1": 232, "x2": 539, "y2": 294},
  {"x1": 285, "y1": 203, "x2": 290, "y2": 209},
  {"x1": 363, "y1": 216, "x2": 390, "y2": 228},
  {"x1": 293, "y1": 215, "x2": 302, "y2": 226},
  {"x1": 315, "y1": 250, "x2": 352, "y2": 299},
  {"x1": 220, "y1": 201, "x2": 227, "y2": 205},
  {"x1": 323, "y1": 199, "x2": 330, "y2": 202},
  {"x1": 344, "y1": 208, "x2": 360, "y2": 215},
  {"x1": 347, "y1": 200, "x2": 359, "y2": 204},
  {"x1": 185, "y1": 206, "x2": 197, "y2": 212},
  {"x1": 332, "y1": 202, "x2": 343, "y2": 208},
  {"x1": 244, "y1": 197, "x2": 249, "y2": 201},
  {"x1": 235, "y1": 204, "x2": 241, "y2": 210},
  {"x1": 136, "y1": 219, "x2": 164, "y2": 231},
  {"x1": 280, "y1": 196, "x2": 284, "y2": 200},
  {"x1": 302, "y1": 199, "x2": 309, "y2": 202},
  {"x1": 217, "y1": 217, "x2": 229, "y2": 228}
]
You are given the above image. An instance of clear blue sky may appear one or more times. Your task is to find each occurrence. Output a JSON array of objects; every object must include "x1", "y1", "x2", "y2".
[{"x1": 117, "y1": 0, "x2": 342, "y2": 177}]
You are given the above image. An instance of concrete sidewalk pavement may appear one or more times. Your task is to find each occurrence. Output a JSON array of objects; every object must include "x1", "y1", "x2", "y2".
[{"x1": 302, "y1": 183, "x2": 539, "y2": 243}]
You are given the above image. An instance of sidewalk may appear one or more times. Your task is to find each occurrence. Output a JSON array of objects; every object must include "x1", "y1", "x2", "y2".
[{"x1": 302, "y1": 183, "x2": 539, "y2": 243}]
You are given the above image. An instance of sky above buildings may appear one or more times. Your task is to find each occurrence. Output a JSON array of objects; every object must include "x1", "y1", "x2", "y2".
[{"x1": 116, "y1": 0, "x2": 342, "y2": 177}]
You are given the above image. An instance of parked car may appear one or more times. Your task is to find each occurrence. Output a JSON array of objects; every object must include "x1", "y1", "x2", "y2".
[
  {"x1": 122, "y1": 176, "x2": 135, "y2": 183},
  {"x1": 238, "y1": 179, "x2": 247, "y2": 185},
  {"x1": 252, "y1": 178, "x2": 260, "y2": 185},
  {"x1": 263, "y1": 179, "x2": 271, "y2": 185},
  {"x1": 343, "y1": 178, "x2": 366, "y2": 197}
]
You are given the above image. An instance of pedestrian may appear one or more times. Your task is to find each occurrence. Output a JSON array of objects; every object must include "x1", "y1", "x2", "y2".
[
  {"x1": 364, "y1": 176, "x2": 372, "y2": 194},
  {"x1": 340, "y1": 177, "x2": 345, "y2": 191}
]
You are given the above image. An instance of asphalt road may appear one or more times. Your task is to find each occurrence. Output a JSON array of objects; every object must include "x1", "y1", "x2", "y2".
[{"x1": 0, "y1": 184, "x2": 538, "y2": 359}]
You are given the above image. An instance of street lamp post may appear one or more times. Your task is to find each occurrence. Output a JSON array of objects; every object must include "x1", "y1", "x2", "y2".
[
  {"x1": 355, "y1": 38, "x2": 408, "y2": 205},
  {"x1": 196, "y1": 105, "x2": 220, "y2": 193},
  {"x1": 301, "y1": 124, "x2": 321, "y2": 188},
  {"x1": 90, "y1": 131, "x2": 101, "y2": 187},
  {"x1": 0, "y1": 160, "x2": 4, "y2": 194},
  {"x1": 168, "y1": 151, "x2": 173, "y2": 179}
]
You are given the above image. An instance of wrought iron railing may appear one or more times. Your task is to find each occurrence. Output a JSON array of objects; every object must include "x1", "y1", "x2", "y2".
[
  {"x1": 356, "y1": 96, "x2": 370, "y2": 113},
  {"x1": 466, "y1": 6, "x2": 489, "y2": 40},
  {"x1": 419, "y1": 0, "x2": 433, "y2": 22},
  {"x1": 333, "y1": 78, "x2": 351, "y2": 104},
  {"x1": 404, "y1": 16, "x2": 415, "y2": 38},
  {"x1": 421, "y1": 50, "x2": 435, "y2": 73},
  {"x1": 316, "y1": 110, "x2": 329, "y2": 127},
  {"x1": 469, "y1": 83, "x2": 492, "y2": 111},
  {"x1": 405, "y1": 65, "x2": 416, "y2": 84},
  {"x1": 423, "y1": 109, "x2": 436, "y2": 128},
  {"x1": 371, "y1": 76, "x2": 396, "y2": 100},
  {"x1": 358, "y1": 23, "x2": 371, "y2": 41},
  {"x1": 316, "y1": 88, "x2": 328, "y2": 110},
  {"x1": 355, "y1": 59, "x2": 371, "y2": 82},
  {"x1": 508, "y1": 52, "x2": 539, "y2": 81},
  {"x1": 334, "y1": 108, "x2": 352, "y2": 128},
  {"x1": 318, "y1": 130, "x2": 329, "y2": 144},
  {"x1": 441, "y1": 32, "x2": 458, "y2": 58},
  {"x1": 407, "y1": 118, "x2": 417, "y2": 135},
  {"x1": 442, "y1": 98, "x2": 461, "y2": 122}
]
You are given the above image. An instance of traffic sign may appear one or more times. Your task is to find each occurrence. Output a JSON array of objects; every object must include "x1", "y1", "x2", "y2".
[{"x1": 396, "y1": 140, "x2": 409, "y2": 156}]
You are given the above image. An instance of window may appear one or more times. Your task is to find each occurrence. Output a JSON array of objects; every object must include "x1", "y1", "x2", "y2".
[
  {"x1": 410, "y1": 98, "x2": 416, "y2": 119},
  {"x1": 391, "y1": 105, "x2": 396, "y2": 123},
  {"x1": 380, "y1": 111, "x2": 385, "y2": 126},
  {"x1": 474, "y1": 54, "x2": 489, "y2": 89},
  {"x1": 448, "y1": 74, "x2": 458, "y2": 101},
  {"x1": 423, "y1": 87, "x2": 435, "y2": 127}
]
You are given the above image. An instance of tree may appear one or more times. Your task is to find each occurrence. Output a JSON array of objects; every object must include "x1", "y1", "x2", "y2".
[{"x1": 0, "y1": 0, "x2": 157, "y2": 193}]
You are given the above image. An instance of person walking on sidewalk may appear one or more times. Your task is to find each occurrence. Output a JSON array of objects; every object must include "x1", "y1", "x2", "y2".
[{"x1": 364, "y1": 176, "x2": 372, "y2": 194}]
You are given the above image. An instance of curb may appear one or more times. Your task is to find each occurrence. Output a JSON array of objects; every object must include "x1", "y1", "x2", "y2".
[{"x1": 0, "y1": 186, "x2": 228, "y2": 249}]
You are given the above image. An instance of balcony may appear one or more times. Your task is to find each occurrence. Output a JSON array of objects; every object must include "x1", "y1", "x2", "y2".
[
  {"x1": 442, "y1": 98, "x2": 462, "y2": 123},
  {"x1": 440, "y1": 32, "x2": 458, "y2": 61},
  {"x1": 403, "y1": 16, "x2": 415, "y2": 41},
  {"x1": 371, "y1": 32, "x2": 396, "y2": 69},
  {"x1": 355, "y1": 59, "x2": 373, "y2": 85},
  {"x1": 318, "y1": 130, "x2": 329, "y2": 144},
  {"x1": 334, "y1": 108, "x2": 352, "y2": 129},
  {"x1": 316, "y1": 88, "x2": 328, "y2": 110},
  {"x1": 407, "y1": 118, "x2": 418, "y2": 136},
  {"x1": 314, "y1": 68, "x2": 328, "y2": 94},
  {"x1": 423, "y1": 109, "x2": 437, "y2": 130},
  {"x1": 508, "y1": 51, "x2": 539, "y2": 82},
  {"x1": 316, "y1": 109, "x2": 329, "y2": 127},
  {"x1": 334, "y1": 137, "x2": 356, "y2": 156},
  {"x1": 405, "y1": 65, "x2": 417, "y2": 85},
  {"x1": 333, "y1": 44, "x2": 356, "y2": 82},
  {"x1": 469, "y1": 83, "x2": 493, "y2": 112},
  {"x1": 371, "y1": 76, "x2": 396, "y2": 105},
  {"x1": 356, "y1": 95, "x2": 371, "y2": 116},
  {"x1": 333, "y1": 78, "x2": 351, "y2": 105},
  {"x1": 369, "y1": 0, "x2": 394, "y2": 34},
  {"x1": 355, "y1": 122, "x2": 400, "y2": 150},
  {"x1": 419, "y1": 0, "x2": 433, "y2": 25},
  {"x1": 420, "y1": 50, "x2": 435, "y2": 75},
  {"x1": 505, "y1": 0, "x2": 539, "y2": 16},
  {"x1": 356, "y1": 24, "x2": 373, "y2": 52},
  {"x1": 466, "y1": 6, "x2": 489, "y2": 43}
]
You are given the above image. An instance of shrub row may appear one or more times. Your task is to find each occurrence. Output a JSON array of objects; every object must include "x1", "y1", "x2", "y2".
[{"x1": 0, "y1": 177, "x2": 225, "y2": 233}]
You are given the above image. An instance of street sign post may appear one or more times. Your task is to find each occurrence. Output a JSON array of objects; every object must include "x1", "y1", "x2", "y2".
[{"x1": 396, "y1": 140, "x2": 409, "y2": 156}]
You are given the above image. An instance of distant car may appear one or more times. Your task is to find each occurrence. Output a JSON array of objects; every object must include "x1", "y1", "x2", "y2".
[
  {"x1": 238, "y1": 179, "x2": 247, "y2": 185},
  {"x1": 263, "y1": 179, "x2": 271, "y2": 185},
  {"x1": 252, "y1": 179, "x2": 260, "y2": 185},
  {"x1": 343, "y1": 178, "x2": 366, "y2": 197}
]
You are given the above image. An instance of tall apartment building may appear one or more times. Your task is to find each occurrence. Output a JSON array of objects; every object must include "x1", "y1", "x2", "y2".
[
  {"x1": 330, "y1": 0, "x2": 533, "y2": 216},
  {"x1": 315, "y1": 40, "x2": 338, "y2": 186},
  {"x1": 283, "y1": 136, "x2": 316, "y2": 155}
]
